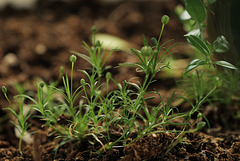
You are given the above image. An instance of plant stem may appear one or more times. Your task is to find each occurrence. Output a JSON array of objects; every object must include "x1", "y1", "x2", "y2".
[{"x1": 156, "y1": 24, "x2": 165, "y2": 50}]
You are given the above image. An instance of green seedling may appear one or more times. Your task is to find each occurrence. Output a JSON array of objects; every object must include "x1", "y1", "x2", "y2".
[
  {"x1": 2, "y1": 86, "x2": 32, "y2": 155},
  {"x1": 71, "y1": 26, "x2": 115, "y2": 80}
]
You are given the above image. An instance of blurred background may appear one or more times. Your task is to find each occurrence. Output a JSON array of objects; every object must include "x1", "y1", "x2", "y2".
[{"x1": 0, "y1": 0, "x2": 185, "y2": 85}]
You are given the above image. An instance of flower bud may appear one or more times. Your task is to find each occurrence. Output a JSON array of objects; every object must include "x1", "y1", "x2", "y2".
[
  {"x1": 80, "y1": 79, "x2": 86, "y2": 86},
  {"x1": 197, "y1": 113, "x2": 203, "y2": 119},
  {"x1": 151, "y1": 37, "x2": 158, "y2": 46},
  {"x1": 91, "y1": 26, "x2": 97, "y2": 33},
  {"x1": 196, "y1": 121, "x2": 206, "y2": 131},
  {"x1": 106, "y1": 72, "x2": 112, "y2": 80},
  {"x1": 69, "y1": 55, "x2": 77, "y2": 63},
  {"x1": 2, "y1": 86, "x2": 7, "y2": 94},
  {"x1": 39, "y1": 82, "x2": 45, "y2": 88},
  {"x1": 96, "y1": 40, "x2": 101, "y2": 47},
  {"x1": 141, "y1": 46, "x2": 152, "y2": 57},
  {"x1": 161, "y1": 15, "x2": 170, "y2": 25},
  {"x1": 60, "y1": 66, "x2": 64, "y2": 75}
]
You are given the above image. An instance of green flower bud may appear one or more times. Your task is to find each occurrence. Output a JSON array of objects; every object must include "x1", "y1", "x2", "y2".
[
  {"x1": 141, "y1": 46, "x2": 152, "y2": 57},
  {"x1": 106, "y1": 72, "x2": 112, "y2": 80},
  {"x1": 91, "y1": 25, "x2": 97, "y2": 33},
  {"x1": 196, "y1": 121, "x2": 206, "y2": 131},
  {"x1": 2, "y1": 86, "x2": 7, "y2": 94},
  {"x1": 96, "y1": 40, "x2": 101, "y2": 47},
  {"x1": 151, "y1": 37, "x2": 158, "y2": 46},
  {"x1": 60, "y1": 66, "x2": 64, "y2": 75},
  {"x1": 69, "y1": 55, "x2": 77, "y2": 63},
  {"x1": 197, "y1": 113, "x2": 203, "y2": 119},
  {"x1": 39, "y1": 82, "x2": 45, "y2": 88},
  {"x1": 161, "y1": 15, "x2": 170, "y2": 25},
  {"x1": 80, "y1": 79, "x2": 86, "y2": 86}
]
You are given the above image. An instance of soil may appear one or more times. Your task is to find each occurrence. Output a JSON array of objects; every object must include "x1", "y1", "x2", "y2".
[{"x1": 0, "y1": 0, "x2": 239, "y2": 160}]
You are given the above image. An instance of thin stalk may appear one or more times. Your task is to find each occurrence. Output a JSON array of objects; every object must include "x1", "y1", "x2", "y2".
[
  {"x1": 71, "y1": 61, "x2": 74, "y2": 98},
  {"x1": 156, "y1": 24, "x2": 165, "y2": 50}
]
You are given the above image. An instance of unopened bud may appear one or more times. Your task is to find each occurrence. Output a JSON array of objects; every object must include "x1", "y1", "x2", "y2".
[
  {"x1": 80, "y1": 79, "x2": 86, "y2": 86},
  {"x1": 2, "y1": 86, "x2": 7, "y2": 94},
  {"x1": 91, "y1": 26, "x2": 97, "y2": 33},
  {"x1": 196, "y1": 121, "x2": 206, "y2": 130},
  {"x1": 39, "y1": 82, "x2": 45, "y2": 88},
  {"x1": 161, "y1": 15, "x2": 170, "y2": 25},
  {"x1": 96, "y1": 40, "x2": 101, "y2": 47},
  {"x1": 141, "y1": 46, "x2": 152, "y2": 56},
  {"x1": 197, "y1": 113, "x2": 203, "y2": 119},
  {"x1": 106, "y1": 72, "x2": 112, "y2": 80},
  {"x1": 69, "y1": 55, "x2": 77, "y2": 63},
  {"x1": 151, "y1": 37, "x2": 158, "y2": 46},
  {"x1": 60, "y1": 66, "x2": 64, "y2": 75}
]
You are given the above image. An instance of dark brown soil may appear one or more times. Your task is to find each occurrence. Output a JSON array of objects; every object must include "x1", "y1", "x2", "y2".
[{"x1": 0, "y1": 0, "x2": 239, "y2": 160}]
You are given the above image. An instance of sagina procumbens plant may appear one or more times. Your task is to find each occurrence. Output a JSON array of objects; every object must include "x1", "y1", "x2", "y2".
[{"x1": 1, "y1": 13, "x2": 236, "y2": 159}]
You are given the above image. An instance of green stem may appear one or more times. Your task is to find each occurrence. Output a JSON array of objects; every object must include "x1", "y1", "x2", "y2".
[
  {"x1": 19, "y1": 133, "x2": 24, "y2": 155},
  {"x1": 71, "y1": 62, "x2": 74, "y2": 98},
  {"x1": 70, "y1": 62, "x2": 75, "y2": 115},
  {"x1": 156, "y1": 24, "x2": 165, "y2": 50},
  {"x1": 3, "y1": 93, "x2": 14, "y2": 110}
]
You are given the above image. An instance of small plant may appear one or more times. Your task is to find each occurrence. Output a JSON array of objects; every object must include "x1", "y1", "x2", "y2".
[{"x1": 2, "y1": 86, "x2": 32, "y2": 155}]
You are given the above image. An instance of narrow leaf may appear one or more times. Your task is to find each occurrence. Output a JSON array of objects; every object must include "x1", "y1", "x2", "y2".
[
  {"x1": 185, "y1": 34, "x2": 211, "y2": 57},
  {"x1": 184, "y1": 59, "x2": 206, "y2": 75},
  {"x1": 215, "y1": 61, "x2": 237, "y2": 70}
]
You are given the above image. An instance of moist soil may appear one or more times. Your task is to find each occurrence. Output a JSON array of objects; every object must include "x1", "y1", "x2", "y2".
[{"x1": 0, "y1": 0, "x2": 239, "y2": 160}]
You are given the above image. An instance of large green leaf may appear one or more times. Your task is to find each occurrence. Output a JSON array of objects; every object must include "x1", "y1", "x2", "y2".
[
  {"x1": 185, "y1": 0, "x2": 206, "y2": 23},
  {"x1": 185, "y1": 34, "x2": 211, "y2": 57}
]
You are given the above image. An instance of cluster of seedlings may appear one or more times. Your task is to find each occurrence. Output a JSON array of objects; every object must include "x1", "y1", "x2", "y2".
[{"x1": 1, "y1": 0, "x2": 238, "y2": 159}]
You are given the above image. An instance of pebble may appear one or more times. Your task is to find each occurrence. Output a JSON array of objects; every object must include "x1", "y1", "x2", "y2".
[
  {"x1": 35, "y1": 44, "x2": 47, "y2": 55},
  {"x1": 3, "y1": 53, "x2": 19, "y2": 67}
]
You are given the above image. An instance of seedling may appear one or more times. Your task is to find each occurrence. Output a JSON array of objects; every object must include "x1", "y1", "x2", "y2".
[{"x1": 2, "y1": 86, "x2": 32, "y2": 155}]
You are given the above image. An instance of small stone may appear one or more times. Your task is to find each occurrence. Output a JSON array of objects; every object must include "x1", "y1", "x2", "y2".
[
  {"x1": 35, "y1": 44, "x2": 47, "y2": 55},
  {"x1": 3, "y1": 53, "x2": 18, "y2": 66}
]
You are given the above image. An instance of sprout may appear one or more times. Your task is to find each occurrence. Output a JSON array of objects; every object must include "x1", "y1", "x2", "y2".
[
  {"x1": 161, "y1": 15, "x2": 170, "y2": 25},
  {"x1": 69, "y1": 54, "x2": 77, "y2": 63}
]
